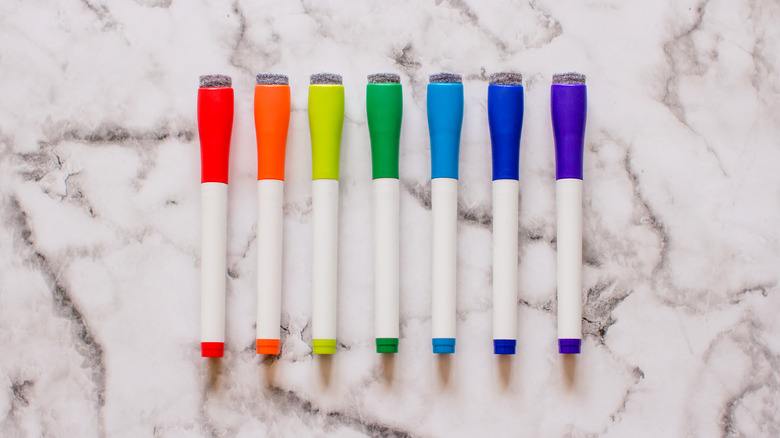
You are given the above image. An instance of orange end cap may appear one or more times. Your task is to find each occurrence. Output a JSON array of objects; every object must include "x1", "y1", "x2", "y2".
[
  {"x1": 257, "y1": 339, "x2": 280, "y2": 355},
  {"x1": 201, "y1": 342, "x2": 224, "y2": 358}
]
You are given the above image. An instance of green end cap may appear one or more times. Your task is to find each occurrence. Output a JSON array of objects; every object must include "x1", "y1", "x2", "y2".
[
  {"x1": 366, "y1": 83, "x2": 402, "y2": 180},
  {"x1": 309, "y1": 85, "x2": 345, "y2": 180},
  {"x1": 312, "y1": 339, "x2": 336, "y2": 354},
  {"x1": 376, "y1": 338, "x2": 399, "y2": 354}
]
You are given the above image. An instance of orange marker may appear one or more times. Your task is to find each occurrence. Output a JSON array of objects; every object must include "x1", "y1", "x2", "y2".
[{"x1": 254, "y1": 73, "x2": 291, "y2": 355}]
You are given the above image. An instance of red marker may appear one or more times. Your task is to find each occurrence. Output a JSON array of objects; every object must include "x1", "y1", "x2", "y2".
[{"x1": 197, "y1": 74, "x2": 233, "y2": 358}]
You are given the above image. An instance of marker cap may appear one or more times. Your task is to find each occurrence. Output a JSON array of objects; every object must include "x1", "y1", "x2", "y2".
[
  {"x1": 313, "y1": 339, "x2": 336, "y2": 355},
  {"x1": 376, "y1": 338, "x2": 399, "y2": 354},
  {"x1": 309, "y1": 83, "x2": 345, "y2": 180},
  {"x1": 366, "y1": 82, "x2": 403, "y2": 179},
  {"x1": 558, "y1": 338, "x2": 582, "y2": 354},
  {"x1": 488, "y1": 83, "x2": 524, "y2": 181},
  {"x1": 427, "y1": 81, "x2": 463, "y2": 180},
  {"x1": 432, "y1": 338, "x2": 455, "y2": 354},
  {"x1": 256, "y1": 339, "x2": 280, "y2": 355},
  {"x1": 254, "y1": 82, "x2": 290, "y2": 180},
  {"x1": 198, "y1": 87, "x2": 234, "y2": 184},
  {"x1": 551, "y1": 82, "x2": 587, "y2": 180},
  {"x1": 493, "y1": 339, "x2": 516, "y2": 355},
  {"x1": 201, "y1": 342, "x2": 224, "y2": 358}
]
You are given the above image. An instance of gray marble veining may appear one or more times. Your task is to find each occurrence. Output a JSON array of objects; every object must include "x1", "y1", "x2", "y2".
[{"x1": 0, "y1": 0, "x2": 778, "y2": 437}]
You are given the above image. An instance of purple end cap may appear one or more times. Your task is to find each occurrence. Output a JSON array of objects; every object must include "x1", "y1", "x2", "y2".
[
  {"x1": 551, "y1": 84, "x2": 587, "y2": 180},
  {"x1": 559, "y1": 338, "x2": 581, "y2": 354},
  {"x1": 493, "y1": 339, "x2": 516, "y2": 355}
]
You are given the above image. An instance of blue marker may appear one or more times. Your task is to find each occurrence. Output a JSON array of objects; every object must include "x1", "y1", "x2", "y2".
[
  {"x1": 427, "y1": 72, "x2": 463, "y2": 354},
  {"x1": 487, "y1": 72, "x2": 524, "y2": 355}
]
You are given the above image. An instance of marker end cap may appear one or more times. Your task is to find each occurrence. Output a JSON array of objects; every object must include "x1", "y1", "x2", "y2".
[
  {"x1": 313, "y1": 339, "x2": 336, "y2": 355},
  {"x1": 559, "y1": 338, "x2": 582, "y2": 354},
  {"x1": 376, "y1": 338, "x2": 399, "y2": 354},
  {"x1": 493, "y1": 339, "x2": 516, "y2": 355},
  {"x1": 201, "y1": 342, "x2": 224, "y2": 357},
  {"x1": 432, "y1": 338, "x2": 455, "y2": 354},
  {"x1": 257, "y1": 339, "x2": 280, "y2": 355}
]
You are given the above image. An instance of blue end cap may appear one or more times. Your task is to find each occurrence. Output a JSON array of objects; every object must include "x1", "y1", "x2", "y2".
[
  {"x1": 558, "y1": 338, "x2": 581, "y2": 354},
  {"x1": 432, "y1": 338, "x2": 455, "y2": 354},
  {"x1": 551, "y1": 84, "x2": 587, "y2": 180},
  {"x1": 488, "y1": 85, "x2": 524, "y2": 181},
  {"x1": 493, "y1": 339, "x2": 516, "y2": 355},
  {"x1": 427, "y1": 83, "x2": 464, "y2": 180}
]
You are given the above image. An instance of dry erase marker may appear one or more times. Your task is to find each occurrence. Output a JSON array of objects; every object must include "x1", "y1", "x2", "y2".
[
  {"x1": 366, "y1": 73, "x2": 403, "y2": 354},
  {"x1": 551, "y1": 73, "x2": 587, "y2": 354},
  {"x1": 198, "y1": 74, "x2": 233, "y2": 358},
  {"x1": 308, "y1": 73, "x2": 344, "y2": 355},
  {"x1": 488, "y1": 72, "x2": 524, "y2": 355},
  {"x1": 254, "y1": 74, "x2": 290, "y2": 355},
  {"x1": 427, "y1": 73, "x2": 463, "y2": 354}
]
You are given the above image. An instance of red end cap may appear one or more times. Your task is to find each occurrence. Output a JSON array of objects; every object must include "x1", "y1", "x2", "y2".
[
  {"x1": 198, "y1": 88, "x2": 234, "y2": 184},
  {"x1": 201, "y1": 342, "x2": 224, "y2": 357},
  {"x1": 257, "y1": 339, "x2": 280, "y2": 355}
]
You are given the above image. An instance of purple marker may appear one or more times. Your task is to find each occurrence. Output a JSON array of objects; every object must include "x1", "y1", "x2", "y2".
[{"x1": 551, "y1": 73, "x2": 586, "y2": 354}]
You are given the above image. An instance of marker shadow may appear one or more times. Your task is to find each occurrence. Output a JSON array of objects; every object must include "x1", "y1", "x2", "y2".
[
  {"x1": 380, "y1": 353, "x2": 395, "y2": 385},
  {"x1": 205, "y1": 357, "x2": 222, "y2": 392},
  {"x1": 260, "y1": 353, "x2": 279, "y2": 385},
  {"x1": 497, "y1": 354, "x2": 512, "y2": 389},
  {"x1": 562, "y1": 354, "x2": 577, "y2": 388},
  {"x1": 437, "y1": 354, "x2": 452, "y2": 386},
  {"x1": 318, "y1": 354, "x2": 333, "y2": 388}
]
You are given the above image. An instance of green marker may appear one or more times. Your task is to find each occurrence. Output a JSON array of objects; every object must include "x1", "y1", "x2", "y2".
[
  {"x1": 366, "y1": 73, "x2": 403, "y2": 353},
  {"x1": 309, "y1": 73, "x2": 344, "y2": 355}
]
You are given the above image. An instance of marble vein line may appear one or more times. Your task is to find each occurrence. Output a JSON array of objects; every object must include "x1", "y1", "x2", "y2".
[
  {"x1": 729, "y1": 282, "x2": 776, "y2": 305},
  {"x1": 40, "y1": 121, "x2": 196, "y2": 146},
  {"x1": 80, "y1": 0, "x2": 118, "y2": 31},
  {"x1": 601, "y1": 366, "x2": 646, "y2": 435},
  {"x1": 401, "y1": 179, "x2": 492, "y2": 228},
  {"x1": 623, "y1": 151, "x2": 669, "y2": 277},
  {"x1": 5, "y1": 197, "x2": 107, "y2": 437},
  {"x1": 442, "y1": 0, "x2": 510, "y2": 55},
  {"x1": 660, "y1": 0, "x2": 728, "y2": 176},
  {"x1": 661, "y1": 0, "x2": 710, "y2": 126},
  {"x1": 582, "y1": 281, "x2": 632, "y2": 344},
  {"x1": 702, "y1": 317, "x2": 780, "y2": 437},
  {"x1": 391, "y1": 43, "x2": 426, "y2": 102},
  {"x1": 266, "y1": 385, "x2": 415, "y2": 438},
  {"x1": 229, "y1": 0, "x2": 253, "y2": 76}
]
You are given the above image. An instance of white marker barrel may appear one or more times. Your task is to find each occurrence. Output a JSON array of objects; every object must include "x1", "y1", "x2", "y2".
[
  {"x1": 256, "y1": 179, "x2": 283, "y2": 354},
  {"x1": 200, "y1": 182, "x2": 228, "y2": 356},
  {"x1": 373, "y1": 178, "x2": 400, "y2": 345},
  {"x1": 432, "y1": 178, "x2": 457, "y2": 352},
  {"x1": 557, "y1": 179, "x2": 583, "y2": 342},
  {"x1": 312, "y1": 178, "x2": 339, "y2": 354},
  {"x1": 492, "y1": 179, "x2": 519, "y2": 345}
]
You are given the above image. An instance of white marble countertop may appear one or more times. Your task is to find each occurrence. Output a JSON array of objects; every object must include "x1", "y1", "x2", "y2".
[{"x1": 1, "y1": 1, "x2": 779, "y2": 437}]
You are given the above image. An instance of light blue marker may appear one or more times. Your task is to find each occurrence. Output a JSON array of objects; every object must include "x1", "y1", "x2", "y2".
[{"x1": 427, "y1": 72, "x2": 463, "y2": 354}]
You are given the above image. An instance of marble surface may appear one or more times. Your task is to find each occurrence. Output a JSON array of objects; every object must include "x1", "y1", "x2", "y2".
[{"x1": 1, "y1": 0, "x2": 779, "y2": 436}]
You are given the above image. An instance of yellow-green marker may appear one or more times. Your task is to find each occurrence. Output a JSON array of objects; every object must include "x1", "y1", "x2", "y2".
[
  {"x1": 366, "y1": 73, "x2": 402, "y2": 353},
  {"x1": 309, "y1": 73, "x2": 344, "y2": 355}
]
